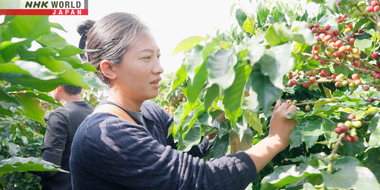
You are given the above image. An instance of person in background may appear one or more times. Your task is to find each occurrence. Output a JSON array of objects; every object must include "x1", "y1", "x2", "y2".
[
  {"x1": 40, "y1": 85, "x2": 93, "y2": 190},
  {"x1": 70, "y1": 12, "x2": 298, "y2": 190}
]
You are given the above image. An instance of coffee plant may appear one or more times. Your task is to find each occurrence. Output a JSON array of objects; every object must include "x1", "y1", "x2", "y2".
[
  {"x1": 169, "y1": 0, "x2": 380, "y2": 189},
  {"x1": 0, "y1": 15, "x2": 98, "y2": 188}
]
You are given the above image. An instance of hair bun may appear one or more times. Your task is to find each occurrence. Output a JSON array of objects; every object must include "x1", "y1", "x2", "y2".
[{"x1": 77, "y1": 20, "x2": 96, "y2": 36}]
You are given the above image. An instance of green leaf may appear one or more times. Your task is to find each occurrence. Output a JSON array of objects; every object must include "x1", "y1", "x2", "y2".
[
  {"x1": 290, "y1": 21, "x2": 317, "y2": 46},
  {"x1": 187, "y1": 61, "x2": 207, "y2": 109},
  {"x1": 290, "y1": 122, "x2": 304, "y2": 149},
  {"x1": 235, "y1": 9, "x2": 247, "y2": 28},
  {"x1": 301, "y1": 119, "x2": 324, "y2": 149},
  {"x1": 260, "y1": 43, "x2": 294, "y2": 89},
  {"x1": 56, "y1": 45, "x2": 85, "y2": 57},
  {"x1": 261, "y1": 163, "x2": 321, "y2": 190},
  {"x1": 37, "y1": 56, "x2": 90, "y2": 89},
  {"x1": 322, "y1": 86, "x2": 334, "y2": 99},
  {"x1": 223, "y1": 64, "x2": 251, "y2": 127},
  {"x1": 8, "y1": 16, "x2": 50, "y2": 41},
  {"x1": 330, "y1": 64, "x2": 350, "y2": 76},
  {"x1": 322, "y1": 118, "x2": 337, "y2": 144},
  {"x1": 208, "y1": 134, "x2": 229, "y2": 159},
  {"x1": 334, "y1": 156, "x2": 361, "y2": 170},
  {"x1": 185, "y1": 45, "x2": 204, "y2": 80},
  {"x1": 172, "y1": 36, "x2": 205, "y2": 56},
  {"x1": 244, "y1": 110, "x2": 263, "y2": 135},
  {"x1": 250, "y1": 65, "x2": 281, "y2": 114},
  {"x1": 0, "y1": 87, "x2": 22, "y2": 110},
  {"x1": 37, "y1": 32, "x2": 68, "y2": 49},
  {"x1": 0, "y1": 157, "x2": 67, "y2": 177},
  {"x1": 322, "y1": 166, "x2": 380, "y2": 190},
  {"x1": 204, "y1": 84, "x2": 219, "y2": 110},
  {"x1": 369, "y1": 123, "x2": 380, "y2": 148},
  {"x1": 0, "y1": 40, "x2": 26, "y2": 62},
  {"x1": 354, "y1": 38, "x2": 372, "y2": 52},
  {"x1": 0, "y1": 61, "x2": 64, "y2": 92},
  {"x1": 242, "y1": 14, "x2": 256, "y2": 35},
  {"x1": 50, "y1": 22, "x2": 67, "y2": 32},
  {"x1": 339, "y1": 134, "x2": 366, "y2": 156},
  {"x1": 247, "y1": 34, "x2": 265, "y2": 65},
  {"x1": 169, "y1": 64, "x2": 187, "y2": 95},
  {"x1": 179, "y1": 125, "x2": 201, "y2": 151},
  {"x1": 229, "y1": 128, "x2": 253, "y2": 153},
  {"x1": 369, "y1": 112, "x2": 380, "y2": 132},
  {"x1": 265, "y1": 22, "x2": 316, "y2": 47},
  {"x1": 206, "y1": 49, "x2": 236, "y2": 90},
  {"x1": 242, "y1": 91, "x2": 259, "y2": 112},
  {"x1": 14, "y1": 93, "x2": 45, "y2": 125}
]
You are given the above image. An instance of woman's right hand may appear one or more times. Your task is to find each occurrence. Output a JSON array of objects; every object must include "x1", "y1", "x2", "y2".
[{"x1": 267, "y1": 99, "x2": 298, "y2": 150}]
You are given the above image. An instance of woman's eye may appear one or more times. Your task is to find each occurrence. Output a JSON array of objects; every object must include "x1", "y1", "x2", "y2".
[
  {"x1": 157, "y1": 55, "x2": 161, "y2": 59},
  {"x1": 143, "y1": 56, "x2": 151, "y2": 60}
]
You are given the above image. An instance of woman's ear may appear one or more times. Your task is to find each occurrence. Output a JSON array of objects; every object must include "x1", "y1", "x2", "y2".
[{"x1": 100, "y1": 60, "x2": 117, "y2": 80}]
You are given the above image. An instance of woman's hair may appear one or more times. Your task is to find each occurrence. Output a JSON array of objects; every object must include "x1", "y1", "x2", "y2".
[{"x1": 77, "y1": 12, "x2": 148, "y2": 84}]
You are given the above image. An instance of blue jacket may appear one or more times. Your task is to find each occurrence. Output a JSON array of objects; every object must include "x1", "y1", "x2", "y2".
[{"x1": 70, "y1": 100, "x2": 256, "y2": 190}]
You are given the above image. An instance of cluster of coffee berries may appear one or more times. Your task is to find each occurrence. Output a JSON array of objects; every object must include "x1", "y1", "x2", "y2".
[
  {"x1": 335, "y1": 114, "x2": 362, "y2": 142},
  {"x1": 333, "y1": 73, "x2": 362, "y2": 88},
  {"x1": 365, "y1": 0, "x2": 380, "y2": 12},
  {"x1": 337, "y1": 14, "x2": 348, "y2": 23}
]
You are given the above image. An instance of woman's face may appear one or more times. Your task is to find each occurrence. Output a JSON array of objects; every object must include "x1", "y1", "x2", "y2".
[{"x1": 113, "y1": 32, "x2": 164, "y2": 102}]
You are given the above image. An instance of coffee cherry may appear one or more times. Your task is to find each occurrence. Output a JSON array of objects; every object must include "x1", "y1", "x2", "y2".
[
  {"x1": 366, "y1": 5, "x2": 374, "y2": 12},
  {"x1": 341, "y1": 125, "x2": 349, "y2": 132},
  {"x1": 336, "y1": 40, "x2": 343, "y2": 48},
  {"x1": 352, "y1": 60, "x2": 360, "y2": 68},
  {"x1": 354, "y1": 80, "x2": 361, "y2": 85},
  {"x1": 305, "y1": 105, "x2": 311, "y2": 111},
  {"x1": 372, "y1": 52, "x2": 379, "y2": 59},
  {"x1": 335, "y1": 127, "x2": 343, "y2": 134},
  {"x1": 312, "y1": 27, "x2": 318, "y2": 33},
  {"x1": 333, "y1": 29, "x2": 340, "y2": 36},
  {"x1": 352, "y1": 120, "x2": 362, "y2": 128},
  {"x1": 288, "y1": 74, "x2": 293, "y2": 79},
  {"x1": 352, "y1": 73, "x2": 360, "y2": 80},
  {"x1": 325, "y1": 24, "x2": 331, "y2": 30},
  {"x1": 332, "y1": 74, "x2": 337, "y2": 79},
  {"x1": 303, "y1": 83, "x2": 310, "y2": 88},
  {"x1": 290, "y1": 79, "x2": 297, "y2": 86},
  {"x1": 368, "y1": 98, "x2": 375, "y2": 102},
  {"x1": 345, "y1": 121, "x2": 353, "y2": 128},
  {"x1": 309, "y1": 77, "x2": 316, "y2": 83},
  {"x1": 313, "y1": 69, "x2": 319, "y2": 74},
  {"x1": 286, "y1": 100, "x2": 292, "y2": 104},
  {"x1": 349, "y1": 38, "x2": 355, "y2": 44},
  {"x1": 337, "y1": 122, "x2": 345, "y2": 128},
  {"x1": 352, "y1": 136, "x2": 359, "y2": 142},
  {"x1": 320, "y1": 59, "x2": 326, "y2": 65},
  {"x1": 348, "y1": 114, "x2": 356, "y2": 120},
  {"x1": 335, "y1": 81, "x2": 343, "y2": 87},
  {"x1": 363, "y1": 85, "x2": 370, "y2": 91},
  {"x1": 349, "y1": 82, "x2": 355, "y2": 88},
  {"x1": 344, "y1": 134, "x2": 352, "y2": 142},
  {"x1": 337, "y1": 74, "x2": 345, "y2": 80},
  {"x1": 374, "y1": 5, "x2": 380, "y2": 11}
]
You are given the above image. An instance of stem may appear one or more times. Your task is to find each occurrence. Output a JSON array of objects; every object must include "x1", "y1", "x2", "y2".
[
  {"x1": 367, "y1": 83, "x2": 380, "y2": 88},
  {"x1": 357, "y1": 6, "x2": 380, "y2": 31},
  {"x1": 331, "y1": 133, "x2": 345, "y2": 157},
  {"x1": 297, "y1": 52, "x2": 377, "y2": 74}
]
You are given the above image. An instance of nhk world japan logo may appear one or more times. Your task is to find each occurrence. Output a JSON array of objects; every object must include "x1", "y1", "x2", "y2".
[{"x1": 0, "y1": 0, "x2": 88, "y2": 15}]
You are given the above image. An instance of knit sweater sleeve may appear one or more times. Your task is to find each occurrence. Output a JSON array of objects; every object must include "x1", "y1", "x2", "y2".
[{"x1": 83, "y1": 116, "x2": 257, "y2": 190}]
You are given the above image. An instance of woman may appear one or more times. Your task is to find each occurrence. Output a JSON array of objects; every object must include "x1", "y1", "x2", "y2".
[{"x1": 70, "y1": 12, "x2": 298, "y2": 190}]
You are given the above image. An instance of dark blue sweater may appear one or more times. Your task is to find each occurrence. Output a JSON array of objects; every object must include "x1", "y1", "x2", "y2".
[{"x1": 70, "y1": 100, "x2": 256, "y2": 190}]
